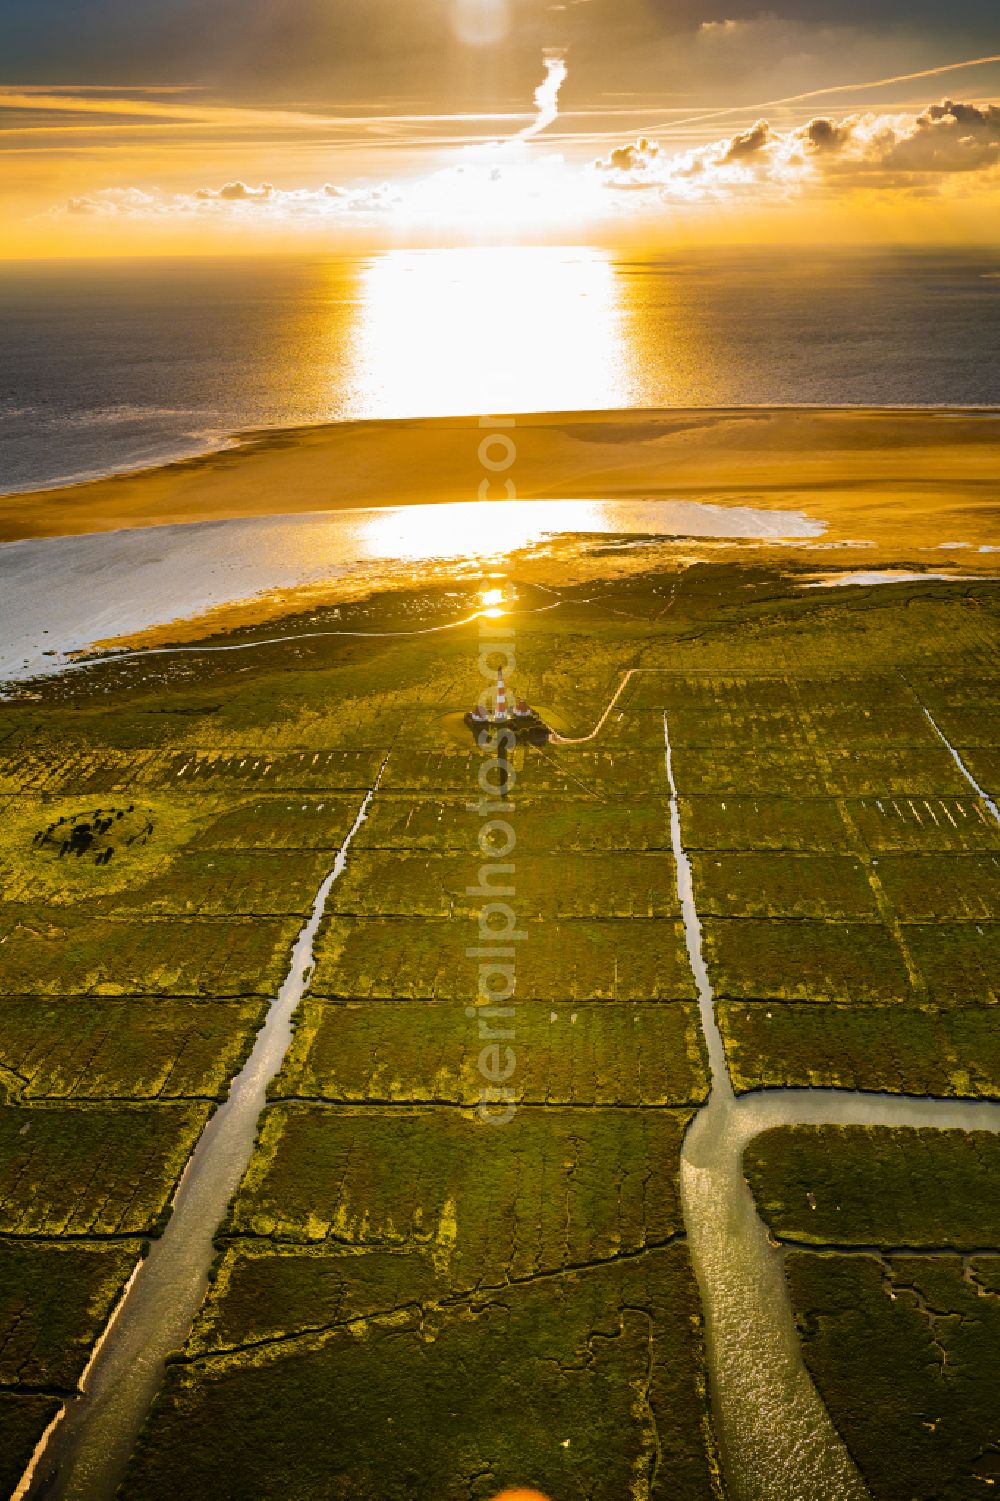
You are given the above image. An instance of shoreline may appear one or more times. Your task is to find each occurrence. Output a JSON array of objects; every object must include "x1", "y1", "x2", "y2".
[
  {"x1": 0, "y1": 499, "x2": 831, "y2": 683},
  {"x1": 1, "y1": 404, "x2": 998, "y2": 546},
  {"x1": 4, "y1": 402, "x2": 1000, "y2": 507}
]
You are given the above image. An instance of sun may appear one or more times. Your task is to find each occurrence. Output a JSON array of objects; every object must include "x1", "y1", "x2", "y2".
[{"x1": 488, "y1": 1491, "x2": 553, "y2": 1501}]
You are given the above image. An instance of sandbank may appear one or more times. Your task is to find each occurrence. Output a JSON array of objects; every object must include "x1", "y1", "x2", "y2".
[{"x1": 2, "y1": 407, "x2": 998, "y2": 551}]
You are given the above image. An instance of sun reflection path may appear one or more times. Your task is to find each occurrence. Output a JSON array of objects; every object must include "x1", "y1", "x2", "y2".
[
  {"x1": 354, "y1": 495, "x2": 824, "y2": 567},
  {"x1": 345, "y1": 245, "x2": 633, "y2": 419},
  {"x1": 358, "y1": 498, "x2": 607, "y2": 562}
]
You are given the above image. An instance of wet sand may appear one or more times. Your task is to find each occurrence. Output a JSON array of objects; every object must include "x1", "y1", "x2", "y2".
[
  {"x1": 0, "y1": 498, "x2": 823, "y2": 681},
  {"x1": 2, "y1": 407, "x2": 998, "y2": 550}
]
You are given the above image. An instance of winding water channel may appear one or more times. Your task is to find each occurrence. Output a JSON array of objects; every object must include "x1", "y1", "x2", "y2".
[
  {"x1": 661, "y1": 706, "x2": 1000, "y2": 1501},
  {"x1": 14, "y1": 671, "x2": 1000, "y2": 1500},
  {"x1": 22, "y1": 766, "x2": 387, "y2": 1501}
]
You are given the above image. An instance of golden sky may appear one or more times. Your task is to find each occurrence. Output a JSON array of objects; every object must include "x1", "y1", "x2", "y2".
[{"x1": 2, "y1": 0, "x2": 1000, "y2": 255}]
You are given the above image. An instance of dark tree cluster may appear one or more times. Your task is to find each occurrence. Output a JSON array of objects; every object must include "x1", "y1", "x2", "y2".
[{"x1": 31, "y1": 804, "x2": 154, "y2": 865}]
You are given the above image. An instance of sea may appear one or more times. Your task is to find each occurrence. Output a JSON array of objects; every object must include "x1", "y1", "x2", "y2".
[{"x1": 1, "y1": 245, "x2": 1000, "y2": 494}]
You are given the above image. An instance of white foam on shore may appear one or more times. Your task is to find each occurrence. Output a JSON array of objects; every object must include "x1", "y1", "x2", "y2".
[{"x1": 0, "y1": 498, "x2": 823, "y2": 682}]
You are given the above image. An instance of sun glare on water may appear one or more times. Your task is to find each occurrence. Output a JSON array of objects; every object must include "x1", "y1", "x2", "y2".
[
  {"x1": 346, "y1": 245, "x2": 632, "y2": 418},
  {"x1": 359, "y1": 498, "x2": 606, "y2": 563}
]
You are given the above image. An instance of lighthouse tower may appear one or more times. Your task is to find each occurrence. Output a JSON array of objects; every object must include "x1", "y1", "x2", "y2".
[
  {"x1": 494, "y1": 665, "x2": 507, "y2": 722},
  {"x1": 464, "y1": 667, "x2": 543, "y2": 738}
]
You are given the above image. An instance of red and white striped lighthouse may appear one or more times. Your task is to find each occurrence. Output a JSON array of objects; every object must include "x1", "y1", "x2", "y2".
[{"x1": 495, "y1": 665, "x2": 507, "y2": 721}]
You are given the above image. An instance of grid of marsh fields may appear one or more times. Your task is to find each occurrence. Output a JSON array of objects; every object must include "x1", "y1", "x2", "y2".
[{"x1": 0, "y1": 559, "x2": 998, "y2": 1500}]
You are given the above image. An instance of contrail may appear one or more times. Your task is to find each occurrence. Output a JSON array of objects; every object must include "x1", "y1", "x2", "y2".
[
  {"x1": 518, "y1": 50, "x2": 568, "y2": 139},
  {"x1": 664, "y1": 51, "x2": 1000, "y2": 133}
]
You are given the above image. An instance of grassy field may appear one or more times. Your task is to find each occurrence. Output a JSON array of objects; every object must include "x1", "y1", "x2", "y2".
[
  {"x1": 355, "y1": 796, "x2": 676, "y2": 852},
  {"x1": 225, "y1": 1103, "x2": 692, "y2": 1257},
  {"x1": 719, "y1": 1002, "x2": 1000, "y2": 1097},
  {"x1": 744, "y1": 1122, "x2": 1000, "y2": 1498},
  {"x1": 329, "y1": 849, "x2": 681, "y2": 918},
  {"x1": 691, "y1": 852, "x2": 876, "y2": 919},
  {"x1": 703, "y1": 918, "x2": 912, "y2": 1003},
  {"x1": 0, "y1": 549, "x2": 996, "y2": 1496},
  {"x1": 0, "y1": 1395, "x2": 62, "y2": 1500},
  {"x1": 275, "y1": 999, "x2": 709, "y2": 1107},
  {"x1": 745, "y1": 1125, "x2": 1000, "y2": 1248},
  {"x1": 0, "y1": 910, "x2": 301, "y2": 996},
  {"x1": 121, "y1": 1246, "x2": 719, "y2": 1501},
  {"x1": 0, "y1": 997, "x2": 266, "y2": 1099},
  {"x1": 642, "y1": 647, "x2": 1000, "y2": 1108},
  {"x1": 0, "y1": 1103, "x2": 210, "y2": 1236},
  {"x1": 0, "y1": 611, "x2": 414, "y2": 1478},
  {"x1": 0, "y1": 1242, "x2": 139, "y2": 1387},
  {"x1": 784, "y1": 1250, "x2": 1000, "y2": 1500},
  {"x1": 308, "y1": 915, "x2": 696, "y2": 1000}
]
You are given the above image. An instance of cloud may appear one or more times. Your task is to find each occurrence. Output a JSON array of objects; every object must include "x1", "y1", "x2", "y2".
[
  {"x1": 796, "y1": 98, "x2": 1000, "y2": 179},
  {"x1": 0, "y1": 88, "x2": 334, "y2": 134},
  {"x1": 805, "y1": 117, "x2": 854, "y2": 152},
  {"x1": 867, "y1": 98, "x2": 1000, "y2": 173},
  {"x1": 722, "y1": 120, "x2": 770, "y2": 162},
  {"x1": 602, "y1": 138, "x2": 662, "y2": 175},
  {"x1": 646, "y1": 1, "x2": 998, "y2": 29},
  {"x1": 595, "y1": 123, "x2": 803, "y2": 200},
  {"x1": 49, "y1": 93, "x2": 1000, "y2": 241},
  {"x1": 4, "y1": 0, "x2": 997, "y2": 90},
  {"x1": 196, "y1": 181, "x2": 274, "y2": 202},
  {"x1": 517, "y1": 50, "x2": 569, "y2": 140},
  {"x1": 595, "y1": 97, "x2": 1000, "y2": 201},
  {"x1": 661, "y1": 53, "x2": 1000, "y2": 138},
  {"x1": 65, "y1": 187, "x2": 156, "y2": 215},
  {"x1": 54, "y1": 180, "x2": 403, "y2": 222},
  {"x1": 44, "y1": 51, "x2": 584, "y2": 237}
]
